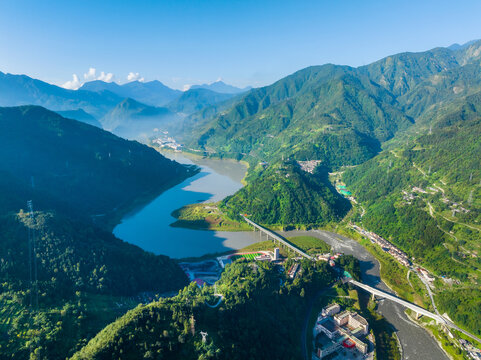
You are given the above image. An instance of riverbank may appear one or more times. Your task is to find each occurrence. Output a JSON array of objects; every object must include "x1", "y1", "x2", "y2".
[
  {"x1": 279, "y1": 228, "x2": 449, "y2": 360},
  {"x1": 170, "y1": 203, "x2": 251, "y2": 231},
  {"x1": 97, "y1": 164, "x2": 199, "y2": 232}
]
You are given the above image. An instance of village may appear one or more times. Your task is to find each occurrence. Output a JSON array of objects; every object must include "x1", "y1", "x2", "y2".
[
  {"x1": 152, "y1": 131, "x2": 183, "y2": 151},
  {"x1": 349, "y1": 223, "x2": 411, "y2": 267}
]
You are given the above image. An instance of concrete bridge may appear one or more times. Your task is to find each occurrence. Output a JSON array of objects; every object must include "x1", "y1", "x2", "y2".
[
  {"x1": 348, "y1": 279, "x2": 447, "y2": 324},
  {"x1": 349, "y1": 279, "x2": 481, "y2": 345},
  {"x1": 240, "y1": 215, "x2": 313, "y2": 260}
]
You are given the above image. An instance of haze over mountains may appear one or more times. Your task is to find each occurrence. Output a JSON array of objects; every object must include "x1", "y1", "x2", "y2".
[{"x1": 0, "y1": 73, "x2": 250, "y2": 139}]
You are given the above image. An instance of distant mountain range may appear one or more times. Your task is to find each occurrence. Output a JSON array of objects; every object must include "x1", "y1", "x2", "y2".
[
  {"x1": 80, "y1": 79, "x2": 182, "y2": 107},
  {"x1": 190, "y1": 80, "x2": 251, "y2": 94},
  {"x1": 0, "y1": 72, "x2": 251, "y2": 139},
  {"x1": 0, "y1": 71, "x2": 123, "y2": 119}
]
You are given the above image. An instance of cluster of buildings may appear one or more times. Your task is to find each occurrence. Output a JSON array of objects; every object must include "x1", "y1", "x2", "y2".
[
  {"x1": 287, "y1": 262, "x2": 300, "y2": 279},
  {"x1": 313, "y1": 303, "x2": 370, "y2": 359},
  {"x1": 297, "y1": 160, "x2": 322, "y2": 174},
  {"x1": 416, "y1": 266, "x2": 435, "y2": 285},
  {"x1": 350, "y1": 224, "x2": 411, "y2": 267},
  {"x1": 459, "y1": 339, "x2": 481, "y2": 360},
  {"x1": 152, "y1": 134, "x2": 182, "y2": 151},
  {"x1": 317, "y1": 253, "x2": 343, "y2": 268}
]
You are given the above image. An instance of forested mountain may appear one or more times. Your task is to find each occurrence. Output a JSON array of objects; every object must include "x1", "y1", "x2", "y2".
[
  {"x1": 221, "y1": 161, "x2": 350, "y2": 226},
  {"x1": 186, "y1": 41, "x2": 481, "y2": 164},
  {"x1": 0, "y1": 106, "x2": 194, "y2": 218},
  {"x1": 99, "y1": 98, "x2": 177, "y2": 138},
  {"x1": 167, "y1": 88, "x2": 235, "y2": 115},
  {"x1": 343, "y1": 92, "x2": 481, "y2": 336},
  {"x1": 0, "y1": 105, "x2": 195, "y2": 359},
  {"x1": 80, "y1": 80, "x2": 182, "y2": 106},
  {"x1": 190, "y1": 80, "x2": 251, "y2": 94},
  {"x1": 0, "y1": 72, "x2": 123, "y2": 119},
  {"x1": 71, "y1": 259, "x2": 340, "y2": 360},
  {"x1": 185, "y1": 64, "x2": 413, "y2": 166}
]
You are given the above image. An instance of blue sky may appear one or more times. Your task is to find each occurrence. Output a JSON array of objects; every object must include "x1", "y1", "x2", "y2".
[{"x1": 0, "y1": 0, "x2": 480, "y2": 90}]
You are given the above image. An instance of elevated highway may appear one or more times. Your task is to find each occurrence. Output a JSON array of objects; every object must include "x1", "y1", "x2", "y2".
[
  {"x1": 349, "y1": 279, "x2": 481, "y2": 344},
  {"x1": 348, "y1": 279, "x2": 446, "y2": 324}
]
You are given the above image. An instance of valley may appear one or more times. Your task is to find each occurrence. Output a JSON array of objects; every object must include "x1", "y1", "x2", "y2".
[{"x1": 1, "y1": 32, "x2": 481, "y2": 360}]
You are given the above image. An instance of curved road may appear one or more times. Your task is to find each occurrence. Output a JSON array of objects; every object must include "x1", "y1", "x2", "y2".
[{"x1": 280, "y1": 230, "x2": 448, "y2": 360}]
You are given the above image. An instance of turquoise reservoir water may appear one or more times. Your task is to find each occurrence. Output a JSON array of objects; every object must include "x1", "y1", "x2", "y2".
[{"x1": 113, "y1": 152, "x2": 257, "y2": 258}]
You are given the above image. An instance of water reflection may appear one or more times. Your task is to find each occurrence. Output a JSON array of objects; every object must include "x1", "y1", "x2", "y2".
[{"x1": 113, "y1": 153, "x2": 257, "y2": 258}]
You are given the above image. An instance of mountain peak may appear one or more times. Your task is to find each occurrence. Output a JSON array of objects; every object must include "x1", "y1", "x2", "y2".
[{"x1": 190, "y1": 80, "x2": 251, "y2": 94}]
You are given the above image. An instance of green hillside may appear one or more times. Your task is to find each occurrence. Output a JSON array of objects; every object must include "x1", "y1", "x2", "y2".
[
  {"x1": 343, "y1": 97, "x2": 481, "y2": 336},
  {"x1": 0, "y1": 106, "x2": 195, "y2": 359},
  {"x1": 71, "y1": 259, "x2": 339, "y2": 360},
  {"x1": 187, "y1": 66, "x2": 412, "y2": 167},
  {"x1": 221, "y1": 161, "x2": 350, "y2": 226},
  {"x1": 0, "y1": 105, "x2": 195, "y2": 222}
]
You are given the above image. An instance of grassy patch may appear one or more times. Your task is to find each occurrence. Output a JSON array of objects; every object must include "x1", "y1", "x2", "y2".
[
  {"x1": 170, "y1": 203, "x2": 250, "y2": 231},
  {"x1": 286, "y1": 236, "x2": 331, "y2": 254}
]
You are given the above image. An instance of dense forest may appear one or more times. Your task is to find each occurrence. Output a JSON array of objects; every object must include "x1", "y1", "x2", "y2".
[
  {"x1": 343, "y1": 95, "x2": 481, "y2": 335},
  {"x1": 0, "y1": 106, "x2": 196, "y2": 222},
  {"x1": 0, "y1": 106, "x2": 195, "y2": 359},
  {"x1": 221, "y1": 161, "x2": 350, "y2": 226},
  {"x1": 72, "y1": 259, "x2": 342, "y2": 360},
  {"x1": 178, "y1": 40, "x2": 481, "y2": 228}
]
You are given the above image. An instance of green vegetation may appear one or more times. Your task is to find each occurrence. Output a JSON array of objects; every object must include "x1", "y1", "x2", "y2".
[
  {"x1": 170, "y1": 203, "x2": 250, "y2": 231},
  {"x1": 343, "y1": 92, "x2": 481, "y2": 337},
  {"x1": 0, "y1": 106, "x2": 195, "y2": 359},
  {"x1": 286, "y1": 236, "x2": 331, "y2": 254},
  {"x1": 437, "y1": 288, "x2": 481, "y2": 337},
  {"x1": 72, "y1": 260, "x2": 337, "y2": 360},
  {"x1": 221, "y1": 161, "x2": 350, "y2": 226},
  {"x1": 0, "y1": 106, "x2": 196, "y2": 226}
]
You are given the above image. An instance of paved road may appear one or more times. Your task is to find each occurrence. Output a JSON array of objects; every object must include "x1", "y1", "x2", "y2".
[{"x1": 280, "y1": 230, "x2": 449, "y2": 360}]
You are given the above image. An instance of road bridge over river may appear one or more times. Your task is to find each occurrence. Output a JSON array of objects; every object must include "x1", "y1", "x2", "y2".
[
  {"x1": 349, "y1": 279, "x2": 481, "y2": 345},
  {"x1": 348, "y1": 279, "x2": 446, "y2": 323},
  {"x1": 240, "y1": 219, "x2": 481, "y2": 346}
]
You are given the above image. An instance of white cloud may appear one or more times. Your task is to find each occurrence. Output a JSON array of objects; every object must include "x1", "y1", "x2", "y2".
[
  {"x1": 61, "y1": 67, "x2": 115, "y2": 90},
  {"x1": 127, "y1": 72, "x2": 145, "y2": 82},
  {"x1": 62, "y1": 74, "x2": 82, "y2": 90},
  {"x1": 83, "y1": 67, "x2": 97, "y2": 81},
  {"x1": 83, "y1": 67, "x2": 114, "y2": 82},
  {"x1": 97, "y1": 71, "x2": 114, "y2": 82},
  {"x1": 183, "y1": 84, "x2": 192, "y2": 91}
]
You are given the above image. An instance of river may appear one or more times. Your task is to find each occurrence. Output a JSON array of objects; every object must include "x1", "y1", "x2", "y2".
[
  {"x1": 280, "y1": 230, "x2": 448, "y2": 360},
  {"x1": 113, "y1": 152, "x2": 257, "y2": 258},
  {"x1": 114, "y1": 153, "x2": 448, "y2": 359}
]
